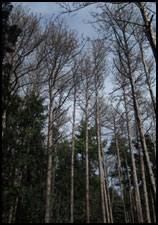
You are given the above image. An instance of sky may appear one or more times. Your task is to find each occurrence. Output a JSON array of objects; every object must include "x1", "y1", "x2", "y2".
[
  {"x1": 12, "y1": 2, "x2": 155, "y2": 97},
  {"x1": 12, "y1": 2, "x2": 114, "y2": 96},
  {"x1": 11, "y1": 2, "x2": 155, "y2": 138},
  {"x1": 13, "y1": 2, "x2": 98, "y2": 38}
]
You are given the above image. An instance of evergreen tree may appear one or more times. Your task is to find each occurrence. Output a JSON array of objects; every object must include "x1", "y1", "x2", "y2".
[
  {"x1": 2, "y1": 93, "x2": 47, "y2": 223},
  {"x1": 2, "y1": 2, "x2": 21, "y2": 116}
]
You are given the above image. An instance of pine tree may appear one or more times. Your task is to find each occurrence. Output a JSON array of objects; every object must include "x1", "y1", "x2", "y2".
[{"x1": 2, "y1": 93, "x2": 47, "y2": 223}]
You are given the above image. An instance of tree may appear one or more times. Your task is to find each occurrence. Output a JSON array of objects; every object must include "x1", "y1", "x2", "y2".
[
  {"x1": 2, "y1": 2, "x2": 156, "y2": 223},
  {"x1": 2, "y1": 92, "x2": 47, "y2": 223},
  {"x1": 2, "y1": 2, "x2": 21, "y2": 137},
  {"x1": 78, "y1": 53, "x2": 94, "y2": 223},
  {"x1": 102, "y1": 3, "x2": 156, "y2": 203},
  {"x1": 91, "y1": 39, "x2": 108, "y2": 223},
  {"x1": 111, "y1": 38, "x2": 144, "y2": 222},
  {"x1": 58, "y1": 2, "x2": 156, "y2": 59},
  {"x1": 43, "y1": 19, "x2": 79, "y2": 223},
  {"x1": 74, "y1": 120, "x2": 102, "y2": 223}
]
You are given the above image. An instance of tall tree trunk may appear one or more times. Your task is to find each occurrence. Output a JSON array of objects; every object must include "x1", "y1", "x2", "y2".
[
  {"x1": 124, "y1": 156, "x2": 135, "y2": 223},
  {"x1": 70, "y1": 80, "x2": 77, "y2": 223},
  {"x1": 123, "y1": 32, "x2": 156, "y2": 202},
  {"x1": 150, "y1": 191, "x2": 156, "y2": 223},
  {"x1": 8, "y1": 169, "x2": 22, "y2": 223},
  {"x1": 136, "y1": 2, "x2": 156, "y2": 60},
  {"x1": 139, "y1": 41, "x2": 156, "y2": 115},
  {"x1": 95, "y1": 75, "x2": 106, "y2": 223},
  {"x1": 45, "y1": 74, "x2": 55, "y2": 223},
  {"x1": 136, "y1": 128, "x2": 151, "y2": 223},
  {"x1": 122, "y1": 85, "x2": 144, "y2": 223},
  {"x1": 114, "y1": 134, "x2": 127, "y2": 223},
  {"x1": 2, "y1": 110, "x2": 6, "y2": 139},
  {"x1": 100, "y1": 142, "x2": 113, "y2": 223},
  {"x1": 129, "y1": 70, "x2": 156, "y2": 201},
  {"x1": 50, "y1": 141, "x2": 58, "y2": 221},
  {"x1": 85, "y1": 77, "x2": 90, "y2": 223}
]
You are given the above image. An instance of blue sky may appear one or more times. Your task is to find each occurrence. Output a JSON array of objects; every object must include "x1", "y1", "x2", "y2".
[
  {"x1": 12, "y1": 2, "x2": 155, "y2": 97},
  {"x1": 13, "y1": 2, "x2": 98, "y2": 39},
  {"x1": 12, "y1": 2, "x2": 113, "y2": 95}
]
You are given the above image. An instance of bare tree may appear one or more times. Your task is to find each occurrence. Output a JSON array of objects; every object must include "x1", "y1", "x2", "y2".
[
  {"x1": 57, "y1": 2, "x2": 156, "y2": 59},
  {"x1": 43, "y1": 19, "x2": 79, "y2": 223},
  {"x1": 122, "y1": 84, "x2": 144, "y2": 223},
  {"x1": 2, "y1": 4, "x2": 47, "y2": 139},
  {"x1": 91, "y1": 39, "x2": 108, "y2": 223},
  {"x1": 133, "y1": 29, "x2": 156, "y2": 116},
  {"x1": 135, "y1": 2, "x2": 156, "y2": 59},
  {"x1": 135, "y1": 124, "x2": 152, "y2": 223},
  {"x1": 70, "y1": 61, "x2": 80, "y2": 223},
  {"x1": 70, "y1": 77, "x2": 76, "y2": 223},
  {"x1": 78, "y1": 53, "x2": 95, "y2": 223},
  {"x1": 112, "y1": 39, "x2": 144, "y2": 222},
  {"x1": 106, "y1": 4, "x2": 156, "y2": 203}
]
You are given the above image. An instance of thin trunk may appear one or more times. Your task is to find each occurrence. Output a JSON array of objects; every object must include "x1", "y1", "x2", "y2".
[
  {"x1": 111, "y1": 179, "x2": 115, "y2": 210},
  {"x1": 136, "y1": 2, "x2": 156, "y2": 60},
  {"x1": 136, "y1": 130, "x2": 151, "y2": 223},
  {"x1": 45, "y1": 75, "x2": 55, "y2": 223},
  {"x1": 50, "y1": 141, "x2": 58, "y2": 222},
  {"x1": 103, "y1": 183, "x2": 109, "y2": 223},
  {"x1": 101, "y1": 142, "x2": 113, "y2": 223},
  {"x1": 151, "y1": 191, "x2": 156, "y2": 223},
  {"x1": 124, "y1": 156, "x2": 135, "y2": 223},
  {"x1": 123, "y1": 85, "x2": 143, "y2": 223},
  {"x1": 2, "y1": 110, "x2": 6, "y2": 139},
  {"x1": 139, "y1": 42, "x2": 156, "y2": 115},
  {"x1": 8, "y1": 169, "x2": 22, "y2": 223},
  {"x1": 123, "y1": 32, "x2": 156, "y2": 201},
  {"x1": 97, "y1": 130, "x2": 106, "y2": 223},
  {"x1": 114, "y1": 134, "x2": 127, "y2": 223},
  {"x1": 51, "y1": 143, "x2": 58, "y2": 196},
  {"x1": 129, "y1": 71, "x2": 156, "y2": 201},
  {"x1": 95, "y1": 75, "x2": 106, "y2": 223},
  {"x1": 12, "y1": 195, "x2": 19, "y2": 223},
  {"x1": 85, "y1": 79, "x2": 90, "y2": 223},
  {"x1": 70, "y1": 81, "x2": 77, "y2": 223}
]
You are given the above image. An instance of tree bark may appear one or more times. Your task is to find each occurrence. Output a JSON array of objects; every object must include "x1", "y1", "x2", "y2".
[
  {"x1": 136, "y1": 2, "x2": 156, "y2": 60},
  {"x1": 139, "y1": 41, "x2": 156, "y2": 116},
  {"x1": 136, "y1": 128, "x2": 151, "y2": 223},
  {"x1": 100, "y1": 142, "x2": 113, "y2": 223},
  {"x1": 123, "y1": 31, "x2": 156, "y2": 202},
  {"x1": 85, "y1": 75, "x2": 90, "y2": 223},
  {"x1": 94, "y1": 74, "x2": 106, "y2": 223},
  {"x1": 8, "y1": 169, "x2": 22, "y2": 223},
  {"x1": 124, "y1": 156, "x2": 135, "y2": 223},
  {"x1": 122, "y1": 85, "x2": 144, "y2": 223},
  {"x1": 114, "y1": 134, "x2": 127, "y2": 223},
  {"x1": 70, "y1": 78, "x2": 77, "y2": 223},
  {"x1": 129, "y1": 69, "x2": 156, "y2": 201},
  {"x1": 45, "y1": 73, "x2": 55, "y2": 223}
]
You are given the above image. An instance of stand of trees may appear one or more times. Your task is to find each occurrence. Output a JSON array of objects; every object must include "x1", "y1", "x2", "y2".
[{"x1": 2, "y1": 2, "x2": 156, "y2": 223}]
